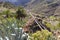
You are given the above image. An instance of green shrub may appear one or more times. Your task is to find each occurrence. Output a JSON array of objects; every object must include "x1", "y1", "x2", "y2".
[
  {"x1": 43, "y1": 16, "x2": 60, "y2": 31},
  {"x1": 29, "y1": 30, "x2": 53, "y2": 40},
  {"x1": 16, "y1": 7, "x2": 27, "y2": 19},
  {"x1": 45, "y1": 21, "x2": 60, "y2": 31}
]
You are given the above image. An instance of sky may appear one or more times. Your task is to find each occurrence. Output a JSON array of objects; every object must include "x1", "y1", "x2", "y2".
[
  {"x1": 1, "y1": 0, "x2": 31, "y2": 3},
  {"x1": 0, "y1": 0, "x2": 18, "y2": 2},
  {"x1": 1, "y1": 0, "x2": 53, "y2": 3},
  {"x1": 6, "y1": 0, "x2": 18, "y2": 2}
]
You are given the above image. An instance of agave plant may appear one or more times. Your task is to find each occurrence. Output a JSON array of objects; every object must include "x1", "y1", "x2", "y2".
[{"x1": 0, "y1": 18, "x2": 29, "y2": 40}]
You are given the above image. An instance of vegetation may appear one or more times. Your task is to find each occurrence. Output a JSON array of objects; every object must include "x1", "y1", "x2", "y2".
[
  {"x1": 0, "y1": 1, "x2": 60, "y2": 40},
  {"x1": 16, "y1": 7, "x2": 27, "y2": 20},
  {"x1": 43, "y1": 16, "x2": 60, "y2": 31},
  {"x1": 29, "y1": 30, "x2": 54, "y2": 40},
  {"x1": 0, "y1": 7, "x2": 28, "y2": 40}
]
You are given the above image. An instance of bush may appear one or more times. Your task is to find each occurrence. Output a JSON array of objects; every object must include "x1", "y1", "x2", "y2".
[
  {"x1": 45, "y1": 21, "x2": 60, "y2": 31},
  {"x1": 43, "y1": 16, "x2": 60, "y2": 31},
  {"x1": 1, "y1": 10, "x2": 11, "y2": 18},
  {"x1": 29, "y1": 30, "x2": 53, "y2": 40},
  {"x1": 16, "y1": 7, "x2": 27, "y2": 19}
]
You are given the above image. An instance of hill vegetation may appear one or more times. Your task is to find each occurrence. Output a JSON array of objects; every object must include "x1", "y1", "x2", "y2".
[{"x1": 0, "y1": 0, "x2": 60, "y2": 40}]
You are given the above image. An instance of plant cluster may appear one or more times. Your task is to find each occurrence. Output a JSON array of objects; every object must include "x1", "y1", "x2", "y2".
[{"x1": 29, "y1": 30, "x2": 56, "y2": 40}]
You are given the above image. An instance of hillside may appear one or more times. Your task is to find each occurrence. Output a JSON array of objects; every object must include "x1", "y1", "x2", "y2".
[
  {"x1": 0, "y1": 0, "x2": 60, "y2": 40},
  {"x1": 0, "y1": 2, "x2": 17, "y2": 13},
  {"x1": 0, "y1": 1, "x2": 16, "y2": 8},
  {"x1": 25, "y1": 0, "x2": 60, "y2": 17}
]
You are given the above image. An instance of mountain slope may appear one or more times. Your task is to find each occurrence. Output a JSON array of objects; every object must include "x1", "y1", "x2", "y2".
[
  {"x1": 25, "y1": 0, "x2": 60, "y2": 17},
  {"x1": 0, "y1": 2, "x2": 16, "y2": 8},
  {"x1": 0, "y1": 0, "x2": 60, "y2": 17}
]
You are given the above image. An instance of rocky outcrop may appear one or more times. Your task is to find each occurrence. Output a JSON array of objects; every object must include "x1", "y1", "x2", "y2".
[{"x1": 23, "y1": 17, "x2": 51, "y2": 33}]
